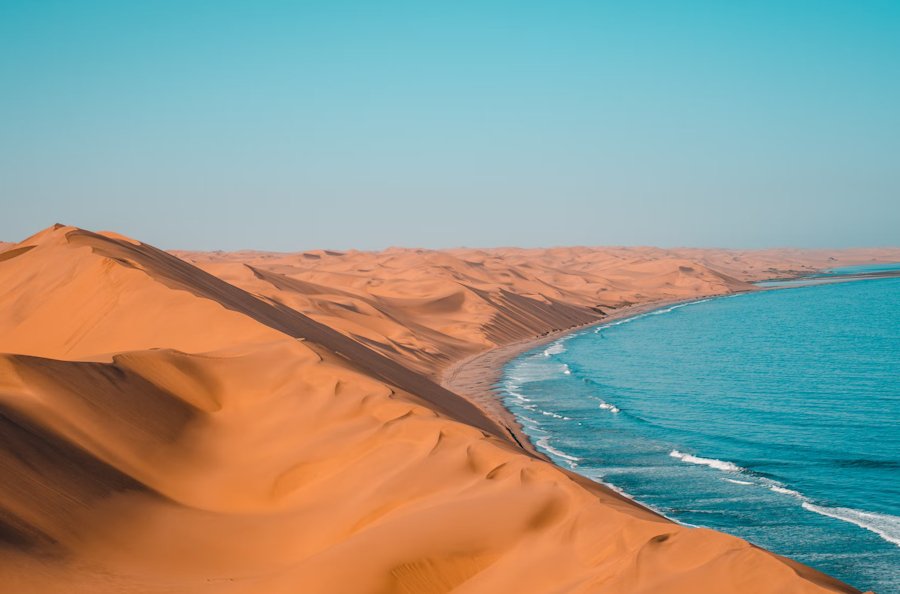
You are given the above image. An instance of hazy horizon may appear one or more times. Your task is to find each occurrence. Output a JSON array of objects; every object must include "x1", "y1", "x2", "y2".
[
  {"x1": 8, "y1": 222, "x2": 900, "y2": 254},
  {"x1": 3, "y1": 1, "x2": 899, "y2": 251}
]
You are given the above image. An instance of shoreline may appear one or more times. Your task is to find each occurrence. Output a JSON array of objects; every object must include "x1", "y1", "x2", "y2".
[
  {"x1": 443, "y1": 288, "x2": 868, "y2": 592},
  {"x1": 439, "y1": 265, "x2": 900, "y2": 457},
  {"x1": 439, "y1": 295, "x2": 724, "y2": 457},
  {"x1": 439, "y1": 272, "x2": 895, "y2": 594}
]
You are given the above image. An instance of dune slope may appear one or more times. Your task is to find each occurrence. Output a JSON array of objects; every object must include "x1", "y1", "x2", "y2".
[{"x1": 1, "y1": 226, "x2": 890, "y2": 593}]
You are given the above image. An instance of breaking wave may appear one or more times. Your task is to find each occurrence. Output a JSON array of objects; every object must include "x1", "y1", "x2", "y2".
[
  {"x1": 801, "y1": 504, "x2": 900, "y2": 547},
  {"x1": 594, "y1": 299, "x2": 713, "y2": 334},
  {"x1": 670, "y1": 450, "x2": 900, "y2": 548},
  {"x1": 536, "y1": 436, "x2": 580, "y2": 467},
  {"x1": 724, "y1": 478, "x2": 753, "y2": 485},
  {"x1": 669, "y1": 450, "x2": 743, "y2": 472},
  {"x1": 543, "y1": 340, "x2": 567, "y2": 357}
]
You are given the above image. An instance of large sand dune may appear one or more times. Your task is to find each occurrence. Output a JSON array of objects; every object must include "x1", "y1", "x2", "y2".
[
  {"x1": 175, "y1": 243, "x2": 895, "y2": 378},
  {"x1": 1, "y1": 225, "x2": 896, "y2": 593}
]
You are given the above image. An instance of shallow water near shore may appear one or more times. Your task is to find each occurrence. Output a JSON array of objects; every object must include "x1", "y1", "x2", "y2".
[{"x1": 501, "y1": 265, "x2": 900, "y2": 593}]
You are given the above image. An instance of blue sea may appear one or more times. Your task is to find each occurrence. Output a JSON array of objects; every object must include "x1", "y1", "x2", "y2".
[{"x1": 501, "y1": 264, "x2": 900, "y2": 593}]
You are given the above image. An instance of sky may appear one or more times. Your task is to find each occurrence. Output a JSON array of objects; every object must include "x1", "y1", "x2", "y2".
[{"x1": 2, "y1": 1, "x2": 899, "y2": 251}]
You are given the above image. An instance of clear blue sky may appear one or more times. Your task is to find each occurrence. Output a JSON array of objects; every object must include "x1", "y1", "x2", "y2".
[{"x1": 2, "y1": 1, "x2": 898, "y2": 250}]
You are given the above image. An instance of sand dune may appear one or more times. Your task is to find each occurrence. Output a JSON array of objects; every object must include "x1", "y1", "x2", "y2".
[
  {"x1": 1, "y1": 226, "x2": 896, "y2": 593},
  {"x1": 176, "y1": 243, "x2": 897, "y2": 377}
]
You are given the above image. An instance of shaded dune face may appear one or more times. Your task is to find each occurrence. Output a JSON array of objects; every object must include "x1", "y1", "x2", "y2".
[
  {"x1": 0, "y1": 227, "x2": 886, "y2": 593},
  {"x1": 0, "y1": 352, "x2": 201, "y2": 556},
  {"x1": 68, "y1": 230, "x2": 502, "y2": 433},
  {"x1": 0, "y1": 401, "x2": 149, "y2": 552}
]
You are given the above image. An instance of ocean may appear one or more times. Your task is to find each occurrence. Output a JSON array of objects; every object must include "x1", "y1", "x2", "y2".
[{"x1": 501, "y1": 265, "x2": 900, "y2": 593}]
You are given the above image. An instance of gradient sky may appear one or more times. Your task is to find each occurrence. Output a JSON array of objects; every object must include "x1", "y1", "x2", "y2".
[{"x1": 2, "y1": 1, "x2": 899, "y2": 251}]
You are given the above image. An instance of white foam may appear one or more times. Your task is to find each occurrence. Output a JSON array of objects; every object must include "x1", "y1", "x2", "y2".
[
  {"x1": 760, "y1": 480, "x2": 900, "y2": 547},
  {"x1": 543, "y1": 340, "x2": 567, "y2": 357},
  {"x1": 666, "y1": 445, "x2": 900, "y2": 549},
  {"x1": 650, "y1": 299, "x2": 711, "y2": 316},
  {"x1": 724, "y1": 478, "x2": 753, "y2": 485},
  {"x1": 669, "y1": 450, "x2": 743, "y2": 473},
  {"x1": 539, "y1": 409, "x2": 571, "y2": 421},
  {"x1": 802, "y1": 503, "x2": 900, "y2": 547},
  {"x1": 769, "y1": 484, "x2": 804, "y2": 499},
  {"x1": 507, "y1": 391, "x2": 526, "y2": 401},
  {"x1": 536, "y1": 436, "x2": 580, "y2": 467},
  {"x1": 562, "y1": 364, "x2": 571, "y2": 375},
  {"x1": 594, "y1": 298, "x2": 714, "y2": 333},
  {"x1": 599, "y1": 402, "x2": 621, "y2": 414},
  {"x1": 506, "y1": 360, "x2": 564, "y2": 384},
  {"x1": 518, "y1": 415, "x2": 541, "y2": 428},
  {"x1": 595, "y1": 316, "x2": 642, "y2": 333},
  {"x1": 598, "y1": 316, "x2": 638, "y2": 330}
]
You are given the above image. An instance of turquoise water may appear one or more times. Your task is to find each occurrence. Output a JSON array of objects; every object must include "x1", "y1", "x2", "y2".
[{"x1": 501, "y1": 266, "x2": 900, "y2": 593}]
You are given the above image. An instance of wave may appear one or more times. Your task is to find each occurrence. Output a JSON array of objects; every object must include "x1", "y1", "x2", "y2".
[
  {"x1": 599, "y1": 402, "x2": 620, "y2": 414},
  {"x1": 521, "y1": 404, "x2": 900, "y2": 549},
  {"x1": 667, "y1": 450, "x2": 900, "y2": 546},
  {"x1": 561, "y1": 363, "x2": 571, "y2": 375},
  {"x1": 594, "y1": 299, "x2": 714, "y2": 334},
  {"x1": 649, "y1": 299, "x2": 711, "y2": 316},
  {"x1": 763, "y1": 481, "x2": 900, "y2": 547},
  {"x1": 768, "y1": 484, "x2": 804, "y2": 499},
  {"x1": 594, "y1": 313, "x2": 646, "y2": 332},
  {"x1": 504, "y1": 388, "x2": 531, "y2": 403},
  {"x1": 536, "y1": 436, "x2": 580, "y2": 467},
  {"x1": 595, "y1": 317, "x2": 637, "y2": 332},
  {"x1": 543, "y1": 340, "x2": 567, "y2": 357},
  {"x1": 517, "y1": 415, "x2": 541, "y2": 429},
  {"x1": 669, "y1": 450, "x2": 743, "y2": 473},
  {"x1": 506, "y1": 360, "x2": 567, "y2": 385},
  {"x1": 801, "y1": 503, "x2": 900, "y2": 547}
]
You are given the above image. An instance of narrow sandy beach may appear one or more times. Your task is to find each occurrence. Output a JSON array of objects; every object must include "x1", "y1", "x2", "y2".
[
  {"x1": 439, "y1": 265, "x2": 900, "y2": 459},
  {"x1": 439, "y1": 296, "x2": 719, "y2": 457}
]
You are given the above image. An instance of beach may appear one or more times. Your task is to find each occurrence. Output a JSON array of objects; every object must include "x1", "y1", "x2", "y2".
[
  {"x1": 439, "y1": 264, "x2": 900, "y2": 459},
  {"x1": 439, "y1": 298, "x2": 708, "y2": 457}
]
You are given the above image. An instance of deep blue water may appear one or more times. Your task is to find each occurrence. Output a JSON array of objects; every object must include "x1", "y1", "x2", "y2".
[{"x1": 501, "y1": 266, "x2": 900, "y2": 593}]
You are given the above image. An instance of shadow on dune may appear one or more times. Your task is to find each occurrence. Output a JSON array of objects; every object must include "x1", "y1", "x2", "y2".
[{"x1": 67, "y1": 229, "x2": 508, "y2": 441}]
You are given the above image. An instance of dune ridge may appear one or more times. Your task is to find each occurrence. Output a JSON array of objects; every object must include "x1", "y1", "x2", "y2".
[{"x1": 1, "y1": 226, "x2": 897, "y2": 593}]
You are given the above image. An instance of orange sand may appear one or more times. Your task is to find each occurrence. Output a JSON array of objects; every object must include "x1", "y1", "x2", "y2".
[{"x1": 1, "y1": 225, "x2": 896, "y2": 593}]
